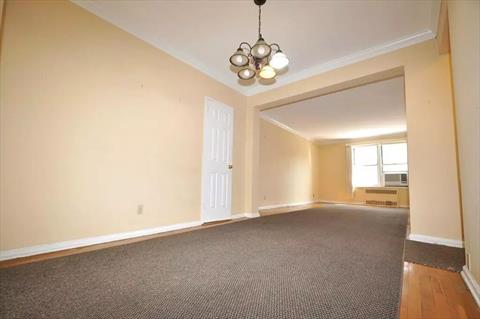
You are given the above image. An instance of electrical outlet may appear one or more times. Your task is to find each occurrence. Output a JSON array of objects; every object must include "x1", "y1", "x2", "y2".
[
  {"x1": 263, "y1": 195, "x2": 267, "y2": 200},
  {"x1": 137, "y1": 204, "x2": 143, "y2": 215}
]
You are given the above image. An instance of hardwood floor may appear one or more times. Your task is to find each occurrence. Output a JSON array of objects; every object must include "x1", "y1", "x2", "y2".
[
  {"x1": 400, "y1": 262, "x2": 480, "y2": 319},
  {"x1": 1, "y1": 217, "x2": 479, "y2": 319}
]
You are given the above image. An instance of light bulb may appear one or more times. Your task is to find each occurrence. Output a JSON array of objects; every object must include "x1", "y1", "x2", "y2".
[
  {"x1": 270, "y1": 51, "x2": 289, "y2": 70},
  {"x1": 229, "y1": 49, "x2": 249, "y2": 67},
  {"x1": 259, "y1": 65, "x2": 276, "y2": 79},
  {"x1": 238, "y1": 68, "x2": 256, "y2": 80},
  {"x1": 251, "y1": 38, "x2": 271, "y2": 59}
]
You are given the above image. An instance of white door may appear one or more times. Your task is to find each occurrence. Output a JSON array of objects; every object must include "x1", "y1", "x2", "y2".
[{"x1": 201, "y1": 97, "x2": 234, "y2": 222}]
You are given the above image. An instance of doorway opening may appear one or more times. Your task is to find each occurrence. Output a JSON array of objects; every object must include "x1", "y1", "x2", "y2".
[{"x1": 258, "y1": 74, "x2": 409, "y2": 211}]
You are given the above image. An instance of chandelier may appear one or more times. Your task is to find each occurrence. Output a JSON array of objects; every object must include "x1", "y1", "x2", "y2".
[{"x1": 229, "y1": 0, "x2": 289, "y2": 81}]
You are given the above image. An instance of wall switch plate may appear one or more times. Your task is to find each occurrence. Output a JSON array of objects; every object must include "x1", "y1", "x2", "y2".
[{"x1": 137, "y1": 204, "x2": 143, "y2": 215}]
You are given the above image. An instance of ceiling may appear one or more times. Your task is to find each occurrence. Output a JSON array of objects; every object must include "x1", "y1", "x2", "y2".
[
  {"x1": 261, "y1": 76, "x2": 406, "y2": 143},
  {"x1": 72, "y1": 1, "x2": 439, "y2": 96}
]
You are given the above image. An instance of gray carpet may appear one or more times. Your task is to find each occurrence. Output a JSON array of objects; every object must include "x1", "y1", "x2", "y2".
[
  {"x1": 404, "y1": 239, "x2": 465, "y2": 272},
  {"x1": 0, "y1": 205, "x2": 408, "y2": 319}
]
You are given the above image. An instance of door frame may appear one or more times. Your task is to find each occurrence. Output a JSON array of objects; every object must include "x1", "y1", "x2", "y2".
[{"x1": 200, "y1": 96, "x2": 234, "y2": 222}]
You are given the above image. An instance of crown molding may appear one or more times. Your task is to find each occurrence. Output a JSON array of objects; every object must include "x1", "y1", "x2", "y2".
[
  {"x1": 244, "y1": 30, "x2": 435, "y2": 96},
  {"x1": 71, "y1": 1, "x2": 438, "y2": 98},
  {"x1": 315, "y1": 132, "x2": 407, "y2": 146},
  {"x1": 259, "y1": 113, "x2": 312, "y2": 142},
  {"x1": 430, "y1": 0, "x2": 441, "y2": 37},
  {"x1": 260, "y1": 113, "x2": 408, "y2": 147},
  {"x1": 70, "y1": 0, "x2": 251, "y2": 95}
]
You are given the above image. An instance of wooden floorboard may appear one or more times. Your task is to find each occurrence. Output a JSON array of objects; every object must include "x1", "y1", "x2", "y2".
[
  {"x1": 400, "y1": 262, "x2": 480, "y2": 319},
  {"x1": 1, "y1": 218, "x2": 479, "y2": 319}
]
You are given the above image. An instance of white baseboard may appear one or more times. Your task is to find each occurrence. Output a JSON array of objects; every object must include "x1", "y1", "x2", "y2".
[
  {"x1": 408, "y1": 233, "x2": 464, "y2": 248},
  {"x1": 461, "y1": 265, "x2": 480, "y2": 307},
  {"x1": 0, "y1": 212, "x2": 258, "y2": 261},
  {"x1": 230, "y1": 213, "x2": 246, "y2": 219},
  {"x1": 0, "y1": 220, "x2": 203, "y2": 261},
  {"x1": 231, "y1": 212, "x2": 259, "y2": 219},
  {"x1": 258, "y1": 201, "x2": 316, "y2": 211}
]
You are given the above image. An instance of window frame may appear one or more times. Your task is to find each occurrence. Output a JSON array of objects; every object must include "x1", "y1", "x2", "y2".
[
  {"x1": 351, "y1": 141, "x2": 408, "y2": 188},
  {"x1": 380, "y1": 142, "x2": 409, "y2": 174}
]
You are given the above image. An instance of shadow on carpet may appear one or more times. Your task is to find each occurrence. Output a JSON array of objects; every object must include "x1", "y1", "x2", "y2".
[
  {"x1": 1, "y1": 205, "x2": 408, "y2": 319},
  {"x1": 404, "y1": 239, "x2": 465, "y2": 272}
]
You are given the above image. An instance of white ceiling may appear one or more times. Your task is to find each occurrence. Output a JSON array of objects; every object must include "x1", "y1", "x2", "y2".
[
  {"x1": 72, "y1": 1, "x2": 439, "y2": 96},
  {"x1": 261, "y1": 76, "x2": 406, "y2": 143}
]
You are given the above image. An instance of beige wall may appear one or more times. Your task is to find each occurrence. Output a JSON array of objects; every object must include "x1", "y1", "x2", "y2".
[
  {"x1": 258, "y1": 119, "x2": 318, "y2": 207},
  {"x1": 314, "y1": 143, "x2": 349, "y2": 203},
  {"x1": 448, "y1": 0, "x2": 480, "y2": 283},
  {"x1": 247, "y1": 40, "x2": 462, "y2": 242},
  {"x1": 0, "y1": 0, "x2": 4, "y2": 34},
  {"x1": 0, "y1": 1, "x2": 247, "y2": 251},
  {"x1": 0, "y1": 0, "x2": 469, "y2": 258},
  {"x1": 259, "y1": 121, "x2": 410, "y2": 208}
]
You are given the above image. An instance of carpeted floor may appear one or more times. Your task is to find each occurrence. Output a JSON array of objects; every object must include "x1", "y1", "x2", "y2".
[
  {"x1": 0, "y1": 205, "x2": 408, "y2": 319},
  {"x1": 404, "y1": 239, "x2": 465, "y2": 272}
]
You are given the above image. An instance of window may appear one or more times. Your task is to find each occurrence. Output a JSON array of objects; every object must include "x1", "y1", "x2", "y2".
[
  {"x1": 352, "y1": 145, "x2": 379, "y2": 187},
  {"x1": 351, "y1": 142, "x2": 408, "y2": 187},
  {"x1": 382, "y1": 143, "x2": 408, "y2": 173}
]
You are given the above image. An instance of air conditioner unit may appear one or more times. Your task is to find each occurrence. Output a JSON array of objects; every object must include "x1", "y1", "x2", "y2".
[{"x1": 384, "y1": 173, "x2": 408, "y2": 187}]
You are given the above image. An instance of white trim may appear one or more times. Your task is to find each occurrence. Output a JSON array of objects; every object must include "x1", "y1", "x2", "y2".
[
  {"x1": 68, "y1": 2, "x2": 436, "y2": 97},
  {"x1": 259, "y1": 113, "x2": 311, "y2": 141},
  {"x1": 258, "y1": 201, "x2": 316, "y2": 211},
  {"x1": 230, "y1": 213, "x2": 250, "y2": 219},
  {"x1": 315, "y1": 132, "x2": 407, "y2": 146},
  {"x1": 244, "y1": 212, "x2": 261, "y2": 218},
  {"x1": 260, "y1": 116, "x2": 408, "y2": 150},
  {"x1": 70, "y1": 1, "x2": 246, "y2": 95},
  {"x1": 0, "y1": 221, "x2": 202, "y2": 261},
  {"x1": 0, "y1": 213, "x2": 257, "y2": 261},
  {"x1": 430, "y1": 0, "x2": 441, "y2": 38},
  {"x1": 408, "y1": 234, "x2": 464, "y2": 248},
  {"x1": 245, "y1": 30, "x2": 435, "y2": 96},
  {"x1": 461, "y1": 265, "x2": 480, "y2": 307}
]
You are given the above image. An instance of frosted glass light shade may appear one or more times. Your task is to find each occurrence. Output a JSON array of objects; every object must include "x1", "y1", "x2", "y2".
[
  {"x1": 229, "y1": 49, "x2": 249, "y2": 67},
  {"x1": 270, "y1": 51, "x2": 289, "y2": 69},
  {"x1": 259, "y1": 65, "x2": 276, "y2": 79},
  {"x1": 251, "y1": 38, "x2": 271, "y2": 59},
  {"x1": 238, "y1": 68, "x2": 256, "y2": 80}
]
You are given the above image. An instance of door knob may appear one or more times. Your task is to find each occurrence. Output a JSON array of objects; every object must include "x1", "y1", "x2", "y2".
[{"x1": 228, "y1": 164, "x2": 233, "y2": 169}]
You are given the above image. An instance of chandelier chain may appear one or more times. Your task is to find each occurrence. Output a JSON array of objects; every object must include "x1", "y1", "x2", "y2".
[
  {"x1": 258, "y1": 5, "x2": 262, "y2": 38},
  {"x1": 229, "y1": 0, "x2": 288, "y2": 81}
]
